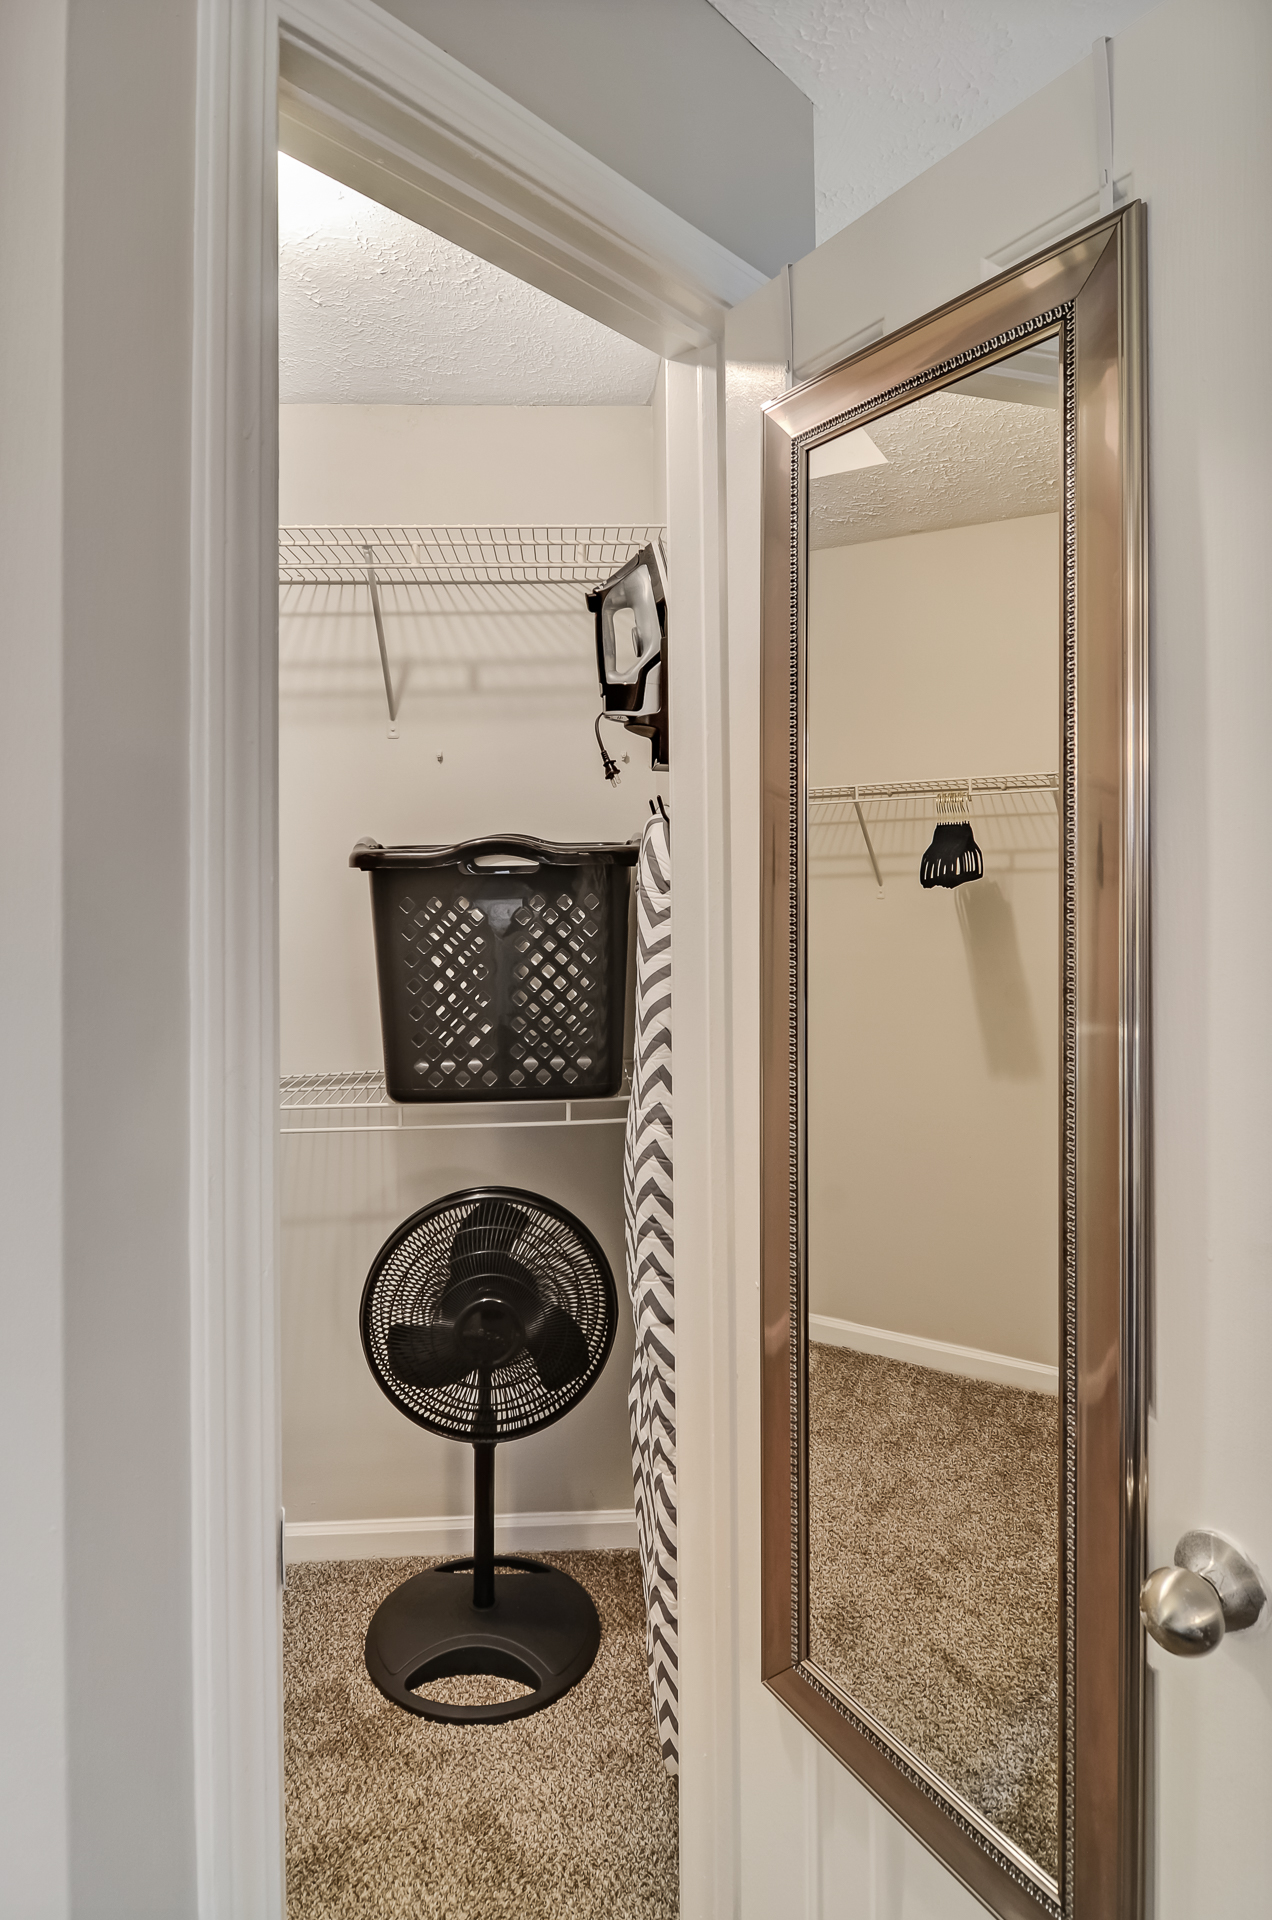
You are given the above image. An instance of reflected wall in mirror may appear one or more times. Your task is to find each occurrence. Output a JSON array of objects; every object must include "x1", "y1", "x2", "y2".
[
  {"x1": 805, "y1": 336, "x2": 1063, "y2": 1878},
  {"x1": 761, "y1": 205, "x2": 1148, "y2": 1920}
]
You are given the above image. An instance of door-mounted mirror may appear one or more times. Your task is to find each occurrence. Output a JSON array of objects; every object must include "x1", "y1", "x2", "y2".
[{"x1": 760, "y1": 205, "x2": 1148, "y2": 1920}]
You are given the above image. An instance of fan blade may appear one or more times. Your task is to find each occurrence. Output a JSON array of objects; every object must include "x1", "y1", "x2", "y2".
[
  {"x1": 447, "y1": 1199, "x2": 532, "y2": 1292},
  {"x1": 524, "y1": 1303, "x2": 591, "y2": 1394},
  {"x1": 460, "y1": 1196, "x2": 530, "y2": 1252},
  {"x1": 446, "y1": 1199, "x2": 532, "y2": 1299},
  {"x1": 387, "y1": 1321, "x2": 472, "y2": 1390}
]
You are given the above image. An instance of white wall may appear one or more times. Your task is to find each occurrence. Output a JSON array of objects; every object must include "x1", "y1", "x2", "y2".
[
  {"x1": 61, "y1": 5, "x2": 200, "y2": 1908},
  {"x1": 1116, "y1": 9, "x2": 1272, "y2": 1912},
  {"x1": 0, "y1": 2, "x2": 201, "y2": 1915},
  {"x1": 280, "y1": 402, "x2": 661, "y2": 1534},
  {"x1": 807, "y1": 518, "x2": 1060, "y2": 1365},
  {"x1": 725, "y1": 3, "x2": 1272, "y2": 1915}
]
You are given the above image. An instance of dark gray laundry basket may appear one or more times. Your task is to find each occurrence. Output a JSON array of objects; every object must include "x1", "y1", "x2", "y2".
[{"x1": 351, "y1": 835, "x2": 639, "y2": 1103}]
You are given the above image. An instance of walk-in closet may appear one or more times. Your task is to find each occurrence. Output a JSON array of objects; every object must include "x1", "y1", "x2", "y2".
[{"x1": 276, "y1": 153, "x2": 677, "y2": 1919}]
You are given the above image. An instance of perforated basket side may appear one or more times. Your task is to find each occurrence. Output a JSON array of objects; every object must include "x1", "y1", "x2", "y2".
[{"x1": 367, "y1": 859, "x2": 631, "y2": 1102}]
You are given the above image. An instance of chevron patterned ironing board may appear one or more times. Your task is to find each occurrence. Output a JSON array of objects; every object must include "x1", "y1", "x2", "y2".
[{"x1": 623, "y1": 813, "x2": 677, "y2": 1773}]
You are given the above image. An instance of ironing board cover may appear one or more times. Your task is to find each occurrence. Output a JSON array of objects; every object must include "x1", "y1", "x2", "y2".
[{"x1": 624, "y1": 814, "x2": 677, "y2": 1773}]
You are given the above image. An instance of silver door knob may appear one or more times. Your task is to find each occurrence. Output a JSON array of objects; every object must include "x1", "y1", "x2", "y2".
[{"x1": 1140, "y1": 1530, "x2": 1267, "y2": 1657}]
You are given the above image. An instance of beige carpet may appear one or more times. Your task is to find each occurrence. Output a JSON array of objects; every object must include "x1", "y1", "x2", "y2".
[
  {"x1": 284, "y1": 1550, "x2": 677, "y2": 1920},
  {"x1": 808, "y1": 1344, "x2": 1060, "y2": 1879}
]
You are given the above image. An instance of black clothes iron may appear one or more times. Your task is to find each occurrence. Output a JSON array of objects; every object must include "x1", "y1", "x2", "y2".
[{"x1": 589, "y1": 543, "x2": 668, "y2": 776}]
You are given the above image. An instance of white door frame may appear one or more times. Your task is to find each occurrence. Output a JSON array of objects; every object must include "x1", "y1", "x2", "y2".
[{"x1": 189, "y1": 3, "x2": 757, "y2": 1912}]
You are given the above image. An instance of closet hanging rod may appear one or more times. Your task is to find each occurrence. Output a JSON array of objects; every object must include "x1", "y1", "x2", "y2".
[
  {"x1": 809, "y1": 772, "x2": 1059, "y2": 804},
  {"x1": 278, "y1": 524, "x2": 666, "y2": 588}
]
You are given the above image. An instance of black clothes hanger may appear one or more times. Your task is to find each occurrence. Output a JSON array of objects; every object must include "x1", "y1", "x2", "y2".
[{"x1": 920, "y1": 789, "x2": 982, "y2": 889}]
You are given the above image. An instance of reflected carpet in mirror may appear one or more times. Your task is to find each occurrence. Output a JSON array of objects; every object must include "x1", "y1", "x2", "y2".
[{"x1": 807, "y1": 1345, "x2": 1059, "y2": 1876}]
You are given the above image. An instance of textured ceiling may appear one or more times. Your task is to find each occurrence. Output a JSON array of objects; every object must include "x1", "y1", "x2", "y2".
[
  {"x1": 708, "y1": 0, "x2": 1160, "y2": 242},
  {"x1": 810, "y1": 381, "x2": 1060, "y2": 547},
  {"x1": 278, "y1": 154, "x2": 661, "y2": 406}
]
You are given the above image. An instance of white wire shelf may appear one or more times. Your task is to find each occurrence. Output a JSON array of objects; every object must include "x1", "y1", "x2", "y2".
[
  {"x1": 278, "y1": 525, "x2": 665, "y2": 587},
  {"x1": 279, "y1": 1070, "x2": 630, "y2": 1135}
]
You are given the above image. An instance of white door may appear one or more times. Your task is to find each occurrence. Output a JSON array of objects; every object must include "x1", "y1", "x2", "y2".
[{"x1": 715, "y1": 14, "x2": 1272, "y2": 1918}]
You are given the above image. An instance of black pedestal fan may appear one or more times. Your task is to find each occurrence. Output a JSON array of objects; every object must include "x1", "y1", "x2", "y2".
[{"x1": 359, "y1": 1186, "x2": 618, "y2": 1723}]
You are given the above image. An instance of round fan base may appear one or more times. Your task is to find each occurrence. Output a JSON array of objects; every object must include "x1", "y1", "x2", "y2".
[{"x1": 365, "y1": 1555, "x2": 601, "y2": 1724}]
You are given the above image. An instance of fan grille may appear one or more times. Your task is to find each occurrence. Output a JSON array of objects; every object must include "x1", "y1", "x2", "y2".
[{"x1": 360, "y1": 1187, "x2": 618, "y2": 1441}]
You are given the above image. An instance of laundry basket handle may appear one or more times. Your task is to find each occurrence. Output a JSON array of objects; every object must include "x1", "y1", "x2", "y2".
[
  {"x1": 350, "y1": 835, "x2": 640, "y2": 872},
  {"x1": 459, "y1": 840, "x2": 541, "y2": 874}
]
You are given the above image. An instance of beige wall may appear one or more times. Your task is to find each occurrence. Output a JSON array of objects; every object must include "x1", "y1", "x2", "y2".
[
  {"x1": 807, "y1": 516, "x2": 1060, "y2": 1364},
  {"x1": 280, "y1": 401, "x2": 660, "y2": 1524},
  {"x1": 282, "y1": 1123, "x2": 634, "y2": 1524},
  {"x1": 281, "y1": 402, "x2": 655, "y2": 525},
  {"x1": 806, "y1": 517, "x2": 1061, "y2": 787}
]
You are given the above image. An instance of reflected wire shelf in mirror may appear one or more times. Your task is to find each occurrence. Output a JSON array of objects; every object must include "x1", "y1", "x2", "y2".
[
  {"x1": 279, "y1": 1071, "x2": 629, "y2": 1135},
  {"x1": 809, "y1": 774, "x2": 1059, "y2": 893},
  {"x1": 809, "y1": 771, "x2": 1059, "y2": 802}
]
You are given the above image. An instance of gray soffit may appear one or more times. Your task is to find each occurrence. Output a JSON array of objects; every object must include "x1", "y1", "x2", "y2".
[
  {"x1": 373, "y1": 0, "x2": 814, "y2": 275},
  {"x1": 278, "y1": 155, "x2": 661, "y2": 407},
  {"x1": 708, "y1": 0, "x2": 1160, "y2": 243}
]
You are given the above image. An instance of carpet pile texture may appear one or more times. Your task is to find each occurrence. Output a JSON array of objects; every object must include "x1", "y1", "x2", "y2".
[
  {"x1": 808, "y1": 1344, "x2": 1060, "y2": 1879},
  {"x1": 284, "y1": 1550, "x2": 677, "y2": 1920}
]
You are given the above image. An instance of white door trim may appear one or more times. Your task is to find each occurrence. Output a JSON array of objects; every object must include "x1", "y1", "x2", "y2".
[
  {"x1": 189, "y1": 3, "x2": 737, "y2": 1913},
  {"x1": 276, "y1": 0, "x2": 766, "y2": 355},
  {"x1": 667, "y1": 354, "x2": 742, "y2": 1917},
  {"x1": 189, "y1": 2, "x2": 282, "y2": 1915}
]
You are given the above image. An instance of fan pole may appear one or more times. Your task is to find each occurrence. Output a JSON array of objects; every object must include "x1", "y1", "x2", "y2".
[{"x1": 473, "y1": 1443, "x2": 496, "y2": 1608}]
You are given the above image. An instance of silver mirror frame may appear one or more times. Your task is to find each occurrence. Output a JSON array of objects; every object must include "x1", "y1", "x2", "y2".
[{"x1": 759, "y1": 203, "x2": 1148, "y2": 1920}]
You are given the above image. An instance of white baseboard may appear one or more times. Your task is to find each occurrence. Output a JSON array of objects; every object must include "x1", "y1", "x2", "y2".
[
  {"x1": 284, "y1": 1506, "x2": 638, "y2": 1563},
  {"x1": 809, "y1": 1313, "x2": 1059, "y2": 1396}
]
